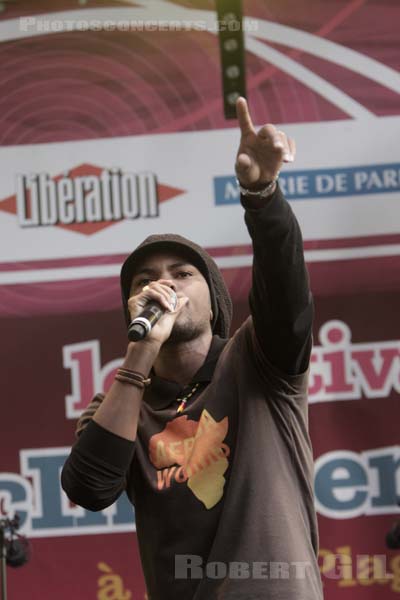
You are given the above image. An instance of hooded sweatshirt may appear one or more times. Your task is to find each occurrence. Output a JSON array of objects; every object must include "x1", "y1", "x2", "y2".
[{"x1": 62, "y1": 185, "x2": 323, "y2": 600}]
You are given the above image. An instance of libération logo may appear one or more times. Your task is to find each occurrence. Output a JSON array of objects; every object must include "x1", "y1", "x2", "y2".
[{"x1": 0, "y1": 163, "x2": 185, "y2": 236}]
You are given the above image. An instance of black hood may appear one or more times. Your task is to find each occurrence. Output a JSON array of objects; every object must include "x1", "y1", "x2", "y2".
[{"x1": 120, "y1": 233, "x2": 233, "y2": 338}]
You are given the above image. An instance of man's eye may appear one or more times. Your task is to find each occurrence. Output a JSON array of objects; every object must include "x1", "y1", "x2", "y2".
[{"x1": 137, "y1": 278, "x2": 152, "y2": 286}]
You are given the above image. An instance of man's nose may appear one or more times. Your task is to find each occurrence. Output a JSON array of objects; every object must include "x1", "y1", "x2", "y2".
[{"x1": 157, "y1": 278, "x2": 177, "y2": 292}]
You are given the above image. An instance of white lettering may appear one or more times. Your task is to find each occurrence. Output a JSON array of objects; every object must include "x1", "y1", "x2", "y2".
[{"x1": 15, "y1": 169, "x2": 160, "y2": 226}]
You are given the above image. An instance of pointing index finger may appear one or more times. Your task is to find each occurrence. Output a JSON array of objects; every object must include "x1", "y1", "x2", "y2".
[{"x1": 236, "y1": 97, "x2": 255, "y2": 135}]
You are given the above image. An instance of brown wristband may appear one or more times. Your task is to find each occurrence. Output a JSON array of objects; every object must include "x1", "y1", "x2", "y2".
[
  {"x1": 115, "y1": 373, "x2": 145, "y2": 389},
  {"x1": 116, "y1": 367, "x2": 151, "y2": 387}
]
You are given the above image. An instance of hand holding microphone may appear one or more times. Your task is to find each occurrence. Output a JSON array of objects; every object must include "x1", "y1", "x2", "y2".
[{"x1": 127, "y1": 280, "x2": 188, "y2": 344}]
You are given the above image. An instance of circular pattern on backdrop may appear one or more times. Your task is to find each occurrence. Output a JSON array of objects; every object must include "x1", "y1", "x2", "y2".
[{"x1": 1, "y1": 0, "x2": 398, "y2": 146}]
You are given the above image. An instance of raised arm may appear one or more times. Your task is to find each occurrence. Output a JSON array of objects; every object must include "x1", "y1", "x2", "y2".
[{"x1": 235, "y1": 97, "x2": 313, "y2": 377}]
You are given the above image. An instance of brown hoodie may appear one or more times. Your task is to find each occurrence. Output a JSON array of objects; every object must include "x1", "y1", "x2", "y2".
[{"x1": 62, "y1": 185, "x2": 323, "y2": 600}]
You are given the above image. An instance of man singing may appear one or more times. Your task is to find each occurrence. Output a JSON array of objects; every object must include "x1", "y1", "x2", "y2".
[{"x1": 62, "y1": 97, "x2": 323, "y2": 600}]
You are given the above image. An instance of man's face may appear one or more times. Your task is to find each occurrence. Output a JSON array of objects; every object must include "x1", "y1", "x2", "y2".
[{"x1": 129, "y1": 251, "x2": 213, "y2": 344}]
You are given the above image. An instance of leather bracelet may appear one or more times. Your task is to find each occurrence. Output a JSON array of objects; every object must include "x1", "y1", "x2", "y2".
[
  {"x1": 236, "y1": 175, "x2": 278, "y2": 198},
  {"x1": 116, "y1": 367, "x2": 151, "y2": 387},
  {"x1": 115, "y1": 374, "x2": 145, "y2": 389}
]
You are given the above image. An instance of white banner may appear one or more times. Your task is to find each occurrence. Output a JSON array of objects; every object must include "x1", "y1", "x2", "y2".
[{"x1": 0, "y1": 116, "x2": 399, "y2": 266}]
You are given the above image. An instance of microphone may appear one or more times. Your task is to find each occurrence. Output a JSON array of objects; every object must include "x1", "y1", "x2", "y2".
[
  {"x1": 6, "y1": 536, "x2": 30, "y2": 567},
  {"x1": 0, "y1": 513, "x2": 30, "y2": 568},
  {"x1": 128, "y1": 293, "x2": 177, "y2": 342},
  {"x1": 386, "y1": 521, "x2": 400, "y2": 549}
]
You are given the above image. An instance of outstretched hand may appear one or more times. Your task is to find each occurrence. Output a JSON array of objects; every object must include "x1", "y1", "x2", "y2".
[{"x1": 235, "y1": 97, "x2": 295, "y2": 189}]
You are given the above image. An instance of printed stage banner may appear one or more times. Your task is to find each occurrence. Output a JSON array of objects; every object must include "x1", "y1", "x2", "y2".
[{"x1": 1, "y1": 1, "x2": 400, "y2": 598}]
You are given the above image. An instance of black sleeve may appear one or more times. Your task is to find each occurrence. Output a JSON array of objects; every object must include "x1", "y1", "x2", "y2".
[
  {"x1": 241, "y1": 183, "x2": 314, "y2": 376},
  {"x1": 61, "y1": 419, "x2": 136, "y2": 511}
]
